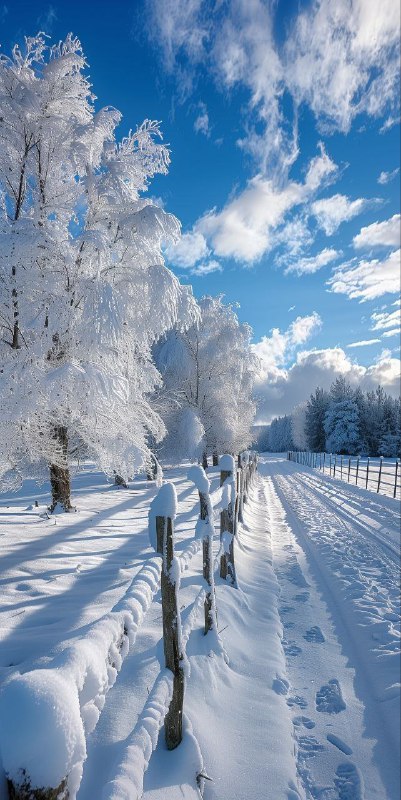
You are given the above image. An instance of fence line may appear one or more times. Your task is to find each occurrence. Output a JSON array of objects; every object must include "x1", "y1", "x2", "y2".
[
  {"x1": 287, "y1": 451, "x2": 400, "y2": 499},
  {"x1": 4, "y1": 450, "x2": 258, "y2": 800}
]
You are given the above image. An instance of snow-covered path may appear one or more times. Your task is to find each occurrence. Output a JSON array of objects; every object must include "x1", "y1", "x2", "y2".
[{"x1": 259, "y1": 455, "x2": 400, "y2": 800}]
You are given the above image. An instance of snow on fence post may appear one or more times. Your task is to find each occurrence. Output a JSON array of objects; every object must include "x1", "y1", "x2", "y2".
[
  {"x1": 356, "y1": 456, "x2": 360, "y2": 486},
  {"x1": 156, "y1": 484, "x2": 184, "y2": 751},
  {"x1": 377, "y1": 456, "x2": 383, "y2": 493},
  {"x1": 188, "y1": 466, "x2": 218, "y2": 635},
  {"x1": 219, "y1": 455, "x2": 236, "y2": 585},
  {"x1": 366, "y1": 457, "x2": 370, "y2": 489},
  {"x1": 394, "y1": 460, "x2": 399, "y2": 499}
]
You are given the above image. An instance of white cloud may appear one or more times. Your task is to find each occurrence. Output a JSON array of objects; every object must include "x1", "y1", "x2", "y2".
[
  {"x1": 285, "y1": 247, "x2": 339, "y2": 275},
  {"x1": 191, "y1": 259, "x2": 222, "y2": 276},
  {"x1": 146, "y1": 0, "x2": 400, "y2": 171},
  {"x1": 328, "y1": 249, "x2": 400, "y2": 301},
  {"x1": 252, "y1": 312, "x2": 322, "y2": 378},
  {"x1": 197, "y1": 145, "x2": 337, "y2": 262},
  {"x1": 382, "y1": 328, "x2": 400, "y2": 338},
  {"x1": 194, "y1": 101, "x2": 210, "y2": 136},
  {"x1": 285, "y1": 0, "x2": 400, "y2": 133},
  {"x1": 165, "y1": 230, "x2": 209, "y2": 268},
  {"x1": 371, "y1": 302, "x2": 401, "y2": 339},
  {"x1": 353, "y1": 214, "x2": 400, "y2": 249},
  {"x1": 378, "y1": 168, "x2": 399, "y2": 184},
  {"x1": 311, "y1": 193, "x2": 369, "y2": 235},
  {"x1": 347, "y1": 339, "x2": 381, "y2": 348},
  {"x1": 254, "y1": 345, "x2": 400, "y2": 423},
  {"x1": 371, "y1": 303, "x2": 400, "y2": 331}
]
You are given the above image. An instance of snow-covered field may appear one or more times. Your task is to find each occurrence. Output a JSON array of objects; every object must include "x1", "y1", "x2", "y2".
[{"x1": 0, "y1": 455, "x2": 399, "y2": 799}]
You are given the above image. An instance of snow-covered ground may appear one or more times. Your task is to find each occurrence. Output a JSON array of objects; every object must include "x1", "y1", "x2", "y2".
[{"x1": 0, "y1": 455, "x2": 399, "y2": 799}]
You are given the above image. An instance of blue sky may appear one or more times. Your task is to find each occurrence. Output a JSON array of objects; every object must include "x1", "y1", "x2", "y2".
[{"x1": 1, "y1": 0, "x2": 400, "y2": 421}]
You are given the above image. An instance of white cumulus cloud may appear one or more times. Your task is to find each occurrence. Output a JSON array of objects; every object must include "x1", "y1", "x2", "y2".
[
  {"x1": 353, "y1": 214, "x2": 400, "y2": 249},
  {"x1": 285, "y1": 247, "x2": 339, "y2": 275},
  {"x1": 311, "y1": 194, "x2": 369, "y2": 235},
  {"x1": 328, "y1": 249, "x2": 401, "y2": 301}
]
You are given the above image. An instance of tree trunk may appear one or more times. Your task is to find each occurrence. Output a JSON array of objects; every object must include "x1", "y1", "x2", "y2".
[{"x1": 49, "y1": 426, "x2": 73, "y2": 512}]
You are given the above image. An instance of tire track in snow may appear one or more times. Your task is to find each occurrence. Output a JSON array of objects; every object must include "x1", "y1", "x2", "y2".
[
  {"x1": 262, "y1": 473, "x2": 389, "y2": 800},
  {"x1": 293, "y1": 471, "x2": 400, "y2": 563}
]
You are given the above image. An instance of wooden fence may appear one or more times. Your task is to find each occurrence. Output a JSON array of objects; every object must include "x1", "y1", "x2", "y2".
[
  {"x1": 287, "y1": 451, "x2": 400, "y2": 499},
  {"x1": 5, "y1": 451, "x2": 258, "y2": 800}
]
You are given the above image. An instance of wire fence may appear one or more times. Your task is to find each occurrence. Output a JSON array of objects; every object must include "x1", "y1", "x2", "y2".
[{"x1": 287, "y1": 451, "x2": 400, "y2": 499}]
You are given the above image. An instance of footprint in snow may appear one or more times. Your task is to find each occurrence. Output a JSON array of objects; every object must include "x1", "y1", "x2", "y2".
[
  {"x1": 280, "y1": 605, "x2": 295, "y2": 614},
  {"x1": 287, "y1": 695, "x2": 308, "y2": 709},
  {"x1": 304, "y1": 626, "x2": 325, "y2": 643},
  {"x1": 294, "y1": 592, "x2": 310, "y2": 603},
  {"x1": 293, "y1": 716, "x2": 315, "y2": 730},
  {"x1": 298, "y1": 735, "x2": 326, "y2": 759},
  {"x1": 283, "y1": 640, "x2": 302, "y2": 657},
  {"x1": 334, "y1": 762, "x2": 364, "y2": 800},
  {"x1": 272, "y1": 676, "x2": 290, "y2": 695},
  {"x1": 316, "y1": 679, "x2": 346, "y2": 713}
]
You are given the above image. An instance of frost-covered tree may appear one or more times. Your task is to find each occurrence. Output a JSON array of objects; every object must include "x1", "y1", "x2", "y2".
[
  {"x1": 305, "y1": 387, "x2": 329, "y2": 451},
  {"x1": 0, "y1": 34, "x2": 197, "y2": 509},
  {"x1": 154, "y1": 296, "x2": 257, "y2": 463}
]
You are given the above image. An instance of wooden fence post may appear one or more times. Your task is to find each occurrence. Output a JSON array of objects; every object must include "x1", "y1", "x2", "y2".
[
  {"x1": 348, "y1": 457, "x2": 351, "y2": 482},
  {"x1": 356, "y1": 456, "x2": 360, "y2": 486},
  {"x1": 377, "y1": 456, "x2": 383, "y2": 493},
  {"x1": 220, "y1": 457, "x2": 236, "y2": 585},
  {"x1": 198, "y1": 489, "x2": 216, "y2": 635},
  {"x1": 323, "y1": 452, "x2": 326, "y2": 473},
  {"x1": 330, "y1": 453, "x2": 332, "y2": 476},
  {"x1": 161, "y1": 513, "x2": 184, "y2": 750},
  {"x1": 340, "y1": 455, "x2": 343, "y2": 480},
  {"x1": 333, "y1": 455, "x2": 337, "y2": 478},
  {"x1": 366, "y1": 457, "x2": 370, "y2": 489},
  {"x1": 394, "y1": 460, "x2": 399, "y2": 499}
]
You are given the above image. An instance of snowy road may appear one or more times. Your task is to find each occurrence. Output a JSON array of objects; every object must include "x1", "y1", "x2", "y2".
[
  {"x1": 0, "y1": 457, "x2": 399, "y2": 800},
  {"x1": 259, "y1": 455, "x2": 400, "y2": 800}
]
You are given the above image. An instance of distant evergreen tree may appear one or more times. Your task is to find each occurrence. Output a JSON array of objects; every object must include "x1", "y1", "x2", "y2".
[
  {"x1": 305, "y1": 388, "x2": 329, "y2": 451},
  {"x1": 324, "y1": 397, "x2": 360, "y2": 454}
]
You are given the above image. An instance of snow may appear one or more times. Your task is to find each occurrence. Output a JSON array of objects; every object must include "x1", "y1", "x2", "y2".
[
  {"x1": 187, "y1": 465, "x2": 210, "y2": 495},
  {"x1": 219, "y1": 454, "x2": 235, "y2": 473},
  {"x1": 148, "y1": 482, "x2": 178, "y2": 550},
  {"x1": 0, "y1": 455, "x2": 399, "y2": 799},
  {"x1": 0, "y1": 669, "x2": 86, "y2": 794},
  {"x1": 149, "y1": 483, "x2": 177, "y2": 520}
]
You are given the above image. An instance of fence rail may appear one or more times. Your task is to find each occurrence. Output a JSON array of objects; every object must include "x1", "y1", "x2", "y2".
[{"x1": 287, "y1": 451, "x2": 400, "y2": 499}]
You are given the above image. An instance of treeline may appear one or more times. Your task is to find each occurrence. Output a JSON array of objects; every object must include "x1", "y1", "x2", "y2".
[{"x1": 258, "y1": 378, "x2": 401, "y2": 457}]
